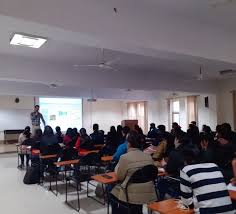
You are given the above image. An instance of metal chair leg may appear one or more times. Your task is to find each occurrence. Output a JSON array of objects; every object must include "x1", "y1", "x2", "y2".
[
  {"x1": 65, "y1": 178, "x2": 68, "y2": 202},
  {"x1": 76, "y1": 181, "x2": 80, "y2": 211}
]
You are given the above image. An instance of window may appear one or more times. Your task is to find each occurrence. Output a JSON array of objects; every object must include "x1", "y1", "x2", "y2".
[
  {"x1": 172, "y1": 100, "x2": 180, "y2": 124},
  {"x1": 127, "y1": 101, "x2": 147, "y2": 133}
]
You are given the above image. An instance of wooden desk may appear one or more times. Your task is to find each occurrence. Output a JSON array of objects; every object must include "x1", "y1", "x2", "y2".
[
  {"x1": 229, "y1": 190, "x2": 236, "y2": 201},
  {"x1": 40, "y1": 154, "x2": 57, "y2": 159},
  {"x1": 54, "y1": 159, "x2": 80, "y2": 167},
  {"x1": 79, "y1": 150, "x2": 99, "y2": 156},
  {"x1": 101, "y1": 156, "x2": 113, "y2": 162},
  {"x1": 91, "y1": 172, "x2": 118, "y2": 185},
  {"x1": 158, "y1": 171, "x2": 167, "y2": 177},
  {"x1": 94, "y1": 144, "x2": 104, "y2": 149},
  {"x1": 32, "y1": 149, "x2": 40, "y2": 155},
  {"x1": 148, "y1": 199, "x2": 193, "y2": 214},
  {"x1": 90, "y1": 172, "x2": 118, "y2": 214}
]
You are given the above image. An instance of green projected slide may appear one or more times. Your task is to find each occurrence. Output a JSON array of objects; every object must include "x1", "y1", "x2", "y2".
[{"x1": 39, "y1": 97, "x2": 82, "y2": 131}]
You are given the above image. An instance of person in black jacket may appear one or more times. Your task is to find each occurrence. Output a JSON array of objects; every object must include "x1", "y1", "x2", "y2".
[
  {"x1": 104, "y1": 126, "x2": 119, "y2": 155},
  {"x1": 55, "y1": 126, "x2": 63, "y2": 144},
  {"x1": 90, "y1": 124, "x2": 104, "y2": 145},
  {"x1": 187, "y1": 124, "x2": 200, "y2": 146},
  {"x1": 213, "y1": 128, "x2": 234, "y2": 184},
  {"x1": 31, "y1": 129, "x2": 42, "y2": 150},
  {"x1": 147, "y1": 123, "x2": 158, "y2": 138},
  {"x1": 40, "y1": 126, "x2": 60, "y2": 155},
  {"x1": 117, "y1": 125, "x2": 123, "y2": 145}
]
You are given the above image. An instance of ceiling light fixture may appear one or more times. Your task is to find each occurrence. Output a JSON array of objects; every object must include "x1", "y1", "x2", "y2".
[{"x1": 10, "y1": 33, "x2": 47, "y2": 48}]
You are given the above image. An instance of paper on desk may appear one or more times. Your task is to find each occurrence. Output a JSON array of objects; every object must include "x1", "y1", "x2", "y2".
[{"x1": 227, "y1": 183, "x2": 236, "y2": 191}]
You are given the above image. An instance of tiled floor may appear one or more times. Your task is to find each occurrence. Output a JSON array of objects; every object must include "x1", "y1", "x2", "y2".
[{"x1": 0, "y1": 153, "x2": 151, "y2": 214}]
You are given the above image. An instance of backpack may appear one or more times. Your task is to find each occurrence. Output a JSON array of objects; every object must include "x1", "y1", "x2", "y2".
[{"x1": 23, "y1": 165, "x2": 40, "y2": 185}]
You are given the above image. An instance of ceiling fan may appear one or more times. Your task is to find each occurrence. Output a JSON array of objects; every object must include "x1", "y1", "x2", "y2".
[{"x1": 74, "y1": 48, "x2": 119, "y2": 72}]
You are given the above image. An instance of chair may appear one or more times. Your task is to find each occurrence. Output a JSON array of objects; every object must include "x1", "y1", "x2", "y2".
[
  {"x1": 156, "y1": 176, "x2": 180, "y2": 200},
  {"x1": 17, "y1": 144, "x2": 31, "y2": 169},
  {"x1": 109, "y1": 165, "x2": 158, "y2": 214},
  {"x1": 65, "y1": 152, "x2": 102, "y2": 212}
]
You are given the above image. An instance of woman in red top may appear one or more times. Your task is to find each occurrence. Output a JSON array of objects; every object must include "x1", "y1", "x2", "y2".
[
  {"x1": 75, "y1": 128, "x2": 93, "y2": 154},
  {"x1": 63, "y1": 128, "x2": 73, "y2": 146}
]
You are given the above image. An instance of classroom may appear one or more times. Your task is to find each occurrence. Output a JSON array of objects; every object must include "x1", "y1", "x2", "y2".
[{"x1": 1, "y1": 1, "x2": 236, "y2": 214}]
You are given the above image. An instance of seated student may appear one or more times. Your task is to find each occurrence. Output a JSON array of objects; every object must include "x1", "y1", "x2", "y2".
[
  {"x1": 165, "y1": 136, "x2": 192, "y2": 178},
  {"x1": 187, "y1": 124, "x2": 200, "y2": 146},
  {"x1": 104, "y1": 126, "x2": 119, "y2": 155},
  {"x1": 111, "y1": 131, "x2": 157, "y2": 214},
  {"x1": 222, "y1": 123, "x2": 236, "y2": 143},
  {"x1": 198, "y1": 133, "x2": 214, "y2": 163},
  {"x1": 191, "y1": 121, "x2": 199, "y2": 134},
  {"x1": 75, "y1": 128, "x2": 93, "y2": 153},
  {"x1": 158, "y1": 125, "x2": 174, "y2": 156},
  {"x1": 171, "y1": 122, "x2": 181, "y2": 135},
  {"x1": 90, "y1": 124, "x2": 104, "y2": 145},
  {"x1": 202, "y1": 125, "x2": 214, "y2": 139},
  {"x1": 40, "y1": 126, "x2": 60, "y2": 155},
  {"x1": 63, "y1": 128, "x2": 73, "y2": 146},
  {"x1": 152, "y1": 134, "x2": 168, "y2": 161},
  {"x1": 72, "y1": 128, "x2": 79, "y2": 143},
  {"x1": 19, "y1": 129, "x2": 32, "y2": 167},
  {"x1": 213, "y1": 129, "x2": 235, "y2": 184},
  {"x1": 221, "y1": 123, "x2": 236, "y2": 152},
  {"x1": 18, "y1": 126, "x2": 31, "y2": 145},
  {"x1": 29, "y1": 129, "x2": 42, "y2": 164},
  {"x1": 59, "y1": 141, "x2": 78, "y2": 161},
  {"x1": 147, "y1": 123, "x2": 158, "y2": 138},
  {"x1": 215, "y1": 124, "x2": 222, "y2": 140},
  {"x1": 134, "y1": 124, "x2": 144, "y2": 136},
  {"x1": 112, "y1": 126, "x2": 130, "y2": 162},
  {"x1": 117, "y1": 125, "x2": 123, "y2": 144},
  {"x1": 156, "y1": 136, "x2": 191, "y2": 200},
  {"x1": 30, "y1": 128, "x2": 42, "y2": 149},
  {"x1": 55, "y1": 126, "x2": 63, "y2": 144},
  {"x1": 180, "y1": 149, "x2": 235, "y2": 213}
]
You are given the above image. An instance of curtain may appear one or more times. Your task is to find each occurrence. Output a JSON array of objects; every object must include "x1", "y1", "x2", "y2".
[
  {"x1": 127, "y1": 102, "x2": 147, "y2": 133},
  {"x1": 187, "y1": 96, "x2": 197, "y2": 125}
]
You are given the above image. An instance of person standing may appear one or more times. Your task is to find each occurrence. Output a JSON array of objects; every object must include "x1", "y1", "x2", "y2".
[{"x1": 30, "y1": 105, "x2": 46, "y2": 135}]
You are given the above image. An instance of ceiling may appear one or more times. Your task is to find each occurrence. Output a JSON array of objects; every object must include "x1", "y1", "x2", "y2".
[{"x1": 0, "y1": 0, "x2": 236, "y2": 99}]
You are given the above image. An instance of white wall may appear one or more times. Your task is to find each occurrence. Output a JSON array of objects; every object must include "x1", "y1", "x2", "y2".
[
  {"x1": 0, "y1": 95, "x2": 34, "y2": 109},
  {"x1": 217, "y1": 78, "x2": 236, "y2": 130},
  {"x1": 0, "y1": 96, "x2": 125, "y2": 141},
  {"x1": 83, "y1": 100, "x2": 124, "y2": 134},
  {"x1": 147, "y1": 99, "x2": 169, "y2": 130},
  {"x1": 197, "y1": 94, "x2": 217, "y2": 131},
  {"x1": 217, "y1": 91, "x2": 234, "y2": 128},
  {"x1": 0, "y1": 95, "x2": 34, "y2": 141}
]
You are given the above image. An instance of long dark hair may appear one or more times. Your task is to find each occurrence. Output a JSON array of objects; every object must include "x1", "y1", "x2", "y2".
[{"x1": 43, "y1": 126, "x2": 54, "y2": 137}]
